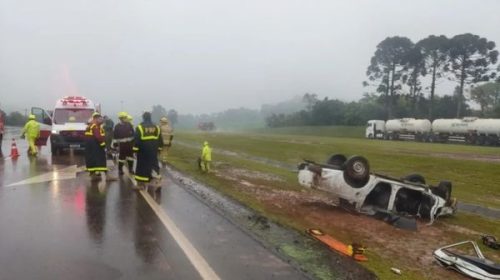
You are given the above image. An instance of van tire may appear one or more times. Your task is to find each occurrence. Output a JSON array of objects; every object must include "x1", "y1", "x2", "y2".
[
  {"x1": 343, "y1": 156, "x2": 370, "y2": 188},
  {"x1": 326, "y1": 154, "x2": 347, "y2": 167},
  {"x1": 403, "y1": 173, "x2": 426, "y2": 184},
  {"x1": 51, "y1": 143, "x2": 59, "y2": 155},
  {"x1": 433, "y1": 181, "x2": 452, "y2": 201}
]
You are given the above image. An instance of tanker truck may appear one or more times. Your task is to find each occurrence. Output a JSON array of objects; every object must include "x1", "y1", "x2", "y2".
[
  {"x1": 366, "y1": 118, "x2": 431, "y2": 141},
  {"x1": 432, "y1": 117, "x2": 500, "y2": 145},
  {"x1": 366, "y1": 117, "x2": 500, "y2": 146}
]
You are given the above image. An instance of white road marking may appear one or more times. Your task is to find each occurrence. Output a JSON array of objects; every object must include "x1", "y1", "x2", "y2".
[
  {"x1": 6, "y1": 165, "x2": 82, "y2": 187},
  {"x1": 126, "y1": 173, "x2": 220, "y2": 280}
]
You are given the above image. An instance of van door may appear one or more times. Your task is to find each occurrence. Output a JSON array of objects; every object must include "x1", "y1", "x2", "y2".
[{"x1": 31, "y1": 107, "x2": 52, "y2": 146}]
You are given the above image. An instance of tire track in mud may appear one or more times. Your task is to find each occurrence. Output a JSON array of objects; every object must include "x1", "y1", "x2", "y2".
[{"x1": 174, "y1": 140, "x2": 500, "y2": 220}]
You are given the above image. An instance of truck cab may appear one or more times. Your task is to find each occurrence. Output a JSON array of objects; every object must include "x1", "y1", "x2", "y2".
[
  {"x1": 49, "y1": 96, "x2": 96, "y2": 154},
  {"x1": 365, "y1": 120, "x2": 385, "y2": 139}
]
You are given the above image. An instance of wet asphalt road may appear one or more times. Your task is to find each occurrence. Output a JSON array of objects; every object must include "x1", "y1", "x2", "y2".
[{"x1": 0, "y1": 130, "x2": 306, "y2": 280}]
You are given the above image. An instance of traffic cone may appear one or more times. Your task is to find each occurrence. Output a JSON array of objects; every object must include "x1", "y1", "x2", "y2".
[{"x1": 10, "y1": 138, "x2": 19, "y2": 158}]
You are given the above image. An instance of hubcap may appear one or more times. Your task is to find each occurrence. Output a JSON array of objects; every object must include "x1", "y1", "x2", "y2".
[{"x1": 353, "y1": 161, "x2": 365, "y2": 174}]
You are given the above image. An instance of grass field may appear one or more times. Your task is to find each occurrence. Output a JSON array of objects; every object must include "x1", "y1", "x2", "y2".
[
  {"x1": 166, "y1": 127, "x2": 500, "y2": 280},
  {"x1": 250, "y1": 125, "x2": 366, "y2": 138}
]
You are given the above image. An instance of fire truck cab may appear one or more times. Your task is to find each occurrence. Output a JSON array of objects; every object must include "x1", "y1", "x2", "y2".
[{"x1": 32, "y1": 96, "x2": 97, "y2": 155}]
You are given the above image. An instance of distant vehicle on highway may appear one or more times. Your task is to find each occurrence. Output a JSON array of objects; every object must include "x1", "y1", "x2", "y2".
[
  {"x1": 31, "y1": 96, "x2": 98, "y2": 154},
  {"x1": 198, "y1": 121, "x2": 216, "y2": 131},
  {"x1": 366, "y1": 117, "x2": 500, "y2": 146}
]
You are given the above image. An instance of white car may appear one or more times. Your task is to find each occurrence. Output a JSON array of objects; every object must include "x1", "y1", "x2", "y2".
[{"x1": 298, "y1": 154, "x2": 456, "y2": 224}]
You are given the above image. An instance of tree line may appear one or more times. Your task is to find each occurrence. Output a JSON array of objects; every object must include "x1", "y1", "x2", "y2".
[
  {"x1": 0, "y1": 110, "x2": 27, "y2": 126},
  {"x1": 266, "y1": 33, "x2": 500, "y2": 128},
  {"x1": 365, "y1": 33, "x2": 499, "y2": 119},
  {"x1": 265, "y1": 92, "x2": 476, "y2": 128}
]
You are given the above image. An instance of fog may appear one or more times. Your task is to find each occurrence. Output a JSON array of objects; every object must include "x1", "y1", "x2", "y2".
[{"x1": 1, "y1": 0, "x2": 499, "y2": 117}]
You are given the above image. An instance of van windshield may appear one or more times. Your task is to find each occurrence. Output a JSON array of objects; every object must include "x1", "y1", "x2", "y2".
[{"x1": 53, "y1": 108, "x2": 94, "y2": 124}]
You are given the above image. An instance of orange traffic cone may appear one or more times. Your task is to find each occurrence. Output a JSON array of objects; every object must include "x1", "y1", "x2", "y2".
[{"x1": 10, "y1": 138, "x2": 19, "y2": 158}]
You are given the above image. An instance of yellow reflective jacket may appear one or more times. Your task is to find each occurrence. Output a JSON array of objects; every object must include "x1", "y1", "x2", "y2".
[
  {"x1": 23, "y1": 120, "x2": 40, "y2": 139},
  {"x1": 201, "y1": 144, "x2": 212, "y2": 161}
]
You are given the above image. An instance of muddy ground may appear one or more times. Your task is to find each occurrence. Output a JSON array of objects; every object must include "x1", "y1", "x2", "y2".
[{"x1": 210, "y1": 162, "x2": 500, "y2": 279}]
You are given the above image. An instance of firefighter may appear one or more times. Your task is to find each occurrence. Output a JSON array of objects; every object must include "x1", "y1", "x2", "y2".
[
  {"x1": 159, "y1": 116, "x2": 174, "y2": 164},
  {"x1": 200, "y1": 141, "x2": 212, "y2": 172},
  {"x1": 127, "y1": 115, "x2": 133, "y2": 125},
  {"x1": 133, "y1": 112, "x2": 163, "y2": 190},
  {"x1": 21, "y1": 114, "x2": 40, "y2": 156},
  {"x1": 113, "y1": 112, "x2": 135, "y2": 175},
  {"x1": 85, "y1": 112, "x2": 107, "y2": 179},
  {"x1": 103, "y1": 115, "x2": 114, "y2": 159}
]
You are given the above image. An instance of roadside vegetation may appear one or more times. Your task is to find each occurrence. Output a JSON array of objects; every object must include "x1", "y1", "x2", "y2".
[{"x1": 167, "y1": 129, "x2": 500, "y2": 280}]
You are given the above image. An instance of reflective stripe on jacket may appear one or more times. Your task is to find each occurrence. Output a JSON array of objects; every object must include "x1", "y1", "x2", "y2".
[
  {"x1": 113, "y1": 122, "x2": 135, "y2": 144},
  {"x1": 133, "y1": 122, "x2": 163, "y2": 151},
  {"x1": 85, "y1": 123, "x2": 106, "y2": 146}
]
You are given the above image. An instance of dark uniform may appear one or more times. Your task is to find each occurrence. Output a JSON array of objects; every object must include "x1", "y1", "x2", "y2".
[
  {"x1": 113, "y1": 121, "x2": 135, "y2": 174},
  {"x1": 103, "y1": 117, "x2": 114, "y2": 159},
  {"x1": 133, "y1": 121, "x2": 163, "y2": 184},
  {"x1": 84, "y1": 122, "x2": 107, "y2": 173}
]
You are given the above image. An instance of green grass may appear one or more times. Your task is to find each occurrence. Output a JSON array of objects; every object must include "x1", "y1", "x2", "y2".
[
  {"x1": 250, "y1": 125, "x2": 365, "y2": 138},
  {"x1": 175, "y1": 131, "x2": 500, "y2": 208},
  {"x1": 167, "y1": 129, "x2": 500, "y2": 279}
]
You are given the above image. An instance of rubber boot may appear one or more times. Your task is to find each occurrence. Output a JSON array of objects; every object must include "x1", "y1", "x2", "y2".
[
  {"x1": 118, "y1": 162, "x2": 124, "y2": 175},
  {"x1": 127, "y1": 160, "x2": 134, "y2": 174}
]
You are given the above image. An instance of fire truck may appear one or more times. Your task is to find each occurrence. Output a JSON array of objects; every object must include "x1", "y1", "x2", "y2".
[{"x1": 31, "y1": 96, "x2": 98, "y2": 155}]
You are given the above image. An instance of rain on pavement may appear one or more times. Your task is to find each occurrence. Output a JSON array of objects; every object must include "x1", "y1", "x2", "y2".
[{"x1": 0, "y1": 128, "x2": 306, "y2": 280}]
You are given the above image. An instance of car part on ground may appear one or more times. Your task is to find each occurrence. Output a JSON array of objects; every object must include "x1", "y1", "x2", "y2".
[
  {"x1": 297, "y1": 154, "x2": 457, "y2": 225},
  {"x1": 434, "y1": 240, "x2": 500, "y2": 280},
  {"x1": 482, "y1": 235, "x2": 500, "y2": 250},
  {"x1": 372, "y1": 210, "x2": 417, "y2": 231},
  {"x1": 306, "y1": 228, "x2": 368, "y2": 262}
]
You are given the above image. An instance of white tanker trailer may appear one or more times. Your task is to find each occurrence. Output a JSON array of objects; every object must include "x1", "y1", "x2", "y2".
[
  {"x1": 366, "y1": 117, "x2": 500, "y2": 145},
  {"x1": 366, "y1": 118, "x2": 431, "y2": 141},
  {"x1": 432, "y1": 117, "x2": 500, "y2": 145}
]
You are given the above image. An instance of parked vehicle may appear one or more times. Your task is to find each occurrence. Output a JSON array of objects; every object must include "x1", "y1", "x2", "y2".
[
  {"x1": 365, "y1": 120, "x2": 385, "y2": 139},
  {"x1": 31, "y1": 96, "x2": 98, "y2": 154},
  {"x1": 198, "y1": 121, "x2": 216, "y2": 131},
  {"x1": 297, "y1": 154, "x2": 456, "y2": 224},
  {"x1": 385, "y1": 118, "x2": 431, "y2": 141},
  {"x1": 366, "y1": 117, "x2": 500, "y2": 146}
]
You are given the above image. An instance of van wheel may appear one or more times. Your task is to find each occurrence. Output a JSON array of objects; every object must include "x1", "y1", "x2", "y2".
[
  {"x1": 343, "y1": 156, "x2": 370, "y2": 188},
  {"x1": 51, "y1": 144, "x2": 59, "y2": 155},
  {"x1": 403, "y1": 173, "x2": 426, "y2": 184},
  {"x1": 368, "y1": 134, "x2": 373, "y2": 139},
  {"x1": 433, "y1": 181, "x2": 452, "y2": 201},
  {"x1": 326, "y1": 154, "x2": 347, "y2": 167}
]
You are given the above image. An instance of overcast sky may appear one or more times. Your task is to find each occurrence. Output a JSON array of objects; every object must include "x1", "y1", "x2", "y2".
[{"x1": 1, "y1": 0, "x2": 499, "y2": 116}]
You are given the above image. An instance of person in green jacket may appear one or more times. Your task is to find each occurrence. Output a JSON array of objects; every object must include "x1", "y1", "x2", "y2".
[
  {"x1": 21, "y1": 114, "x2": 40, "y2": 156},
  {"x1": 200, "y1": 141, "x2": 212, "y2": 172}
]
